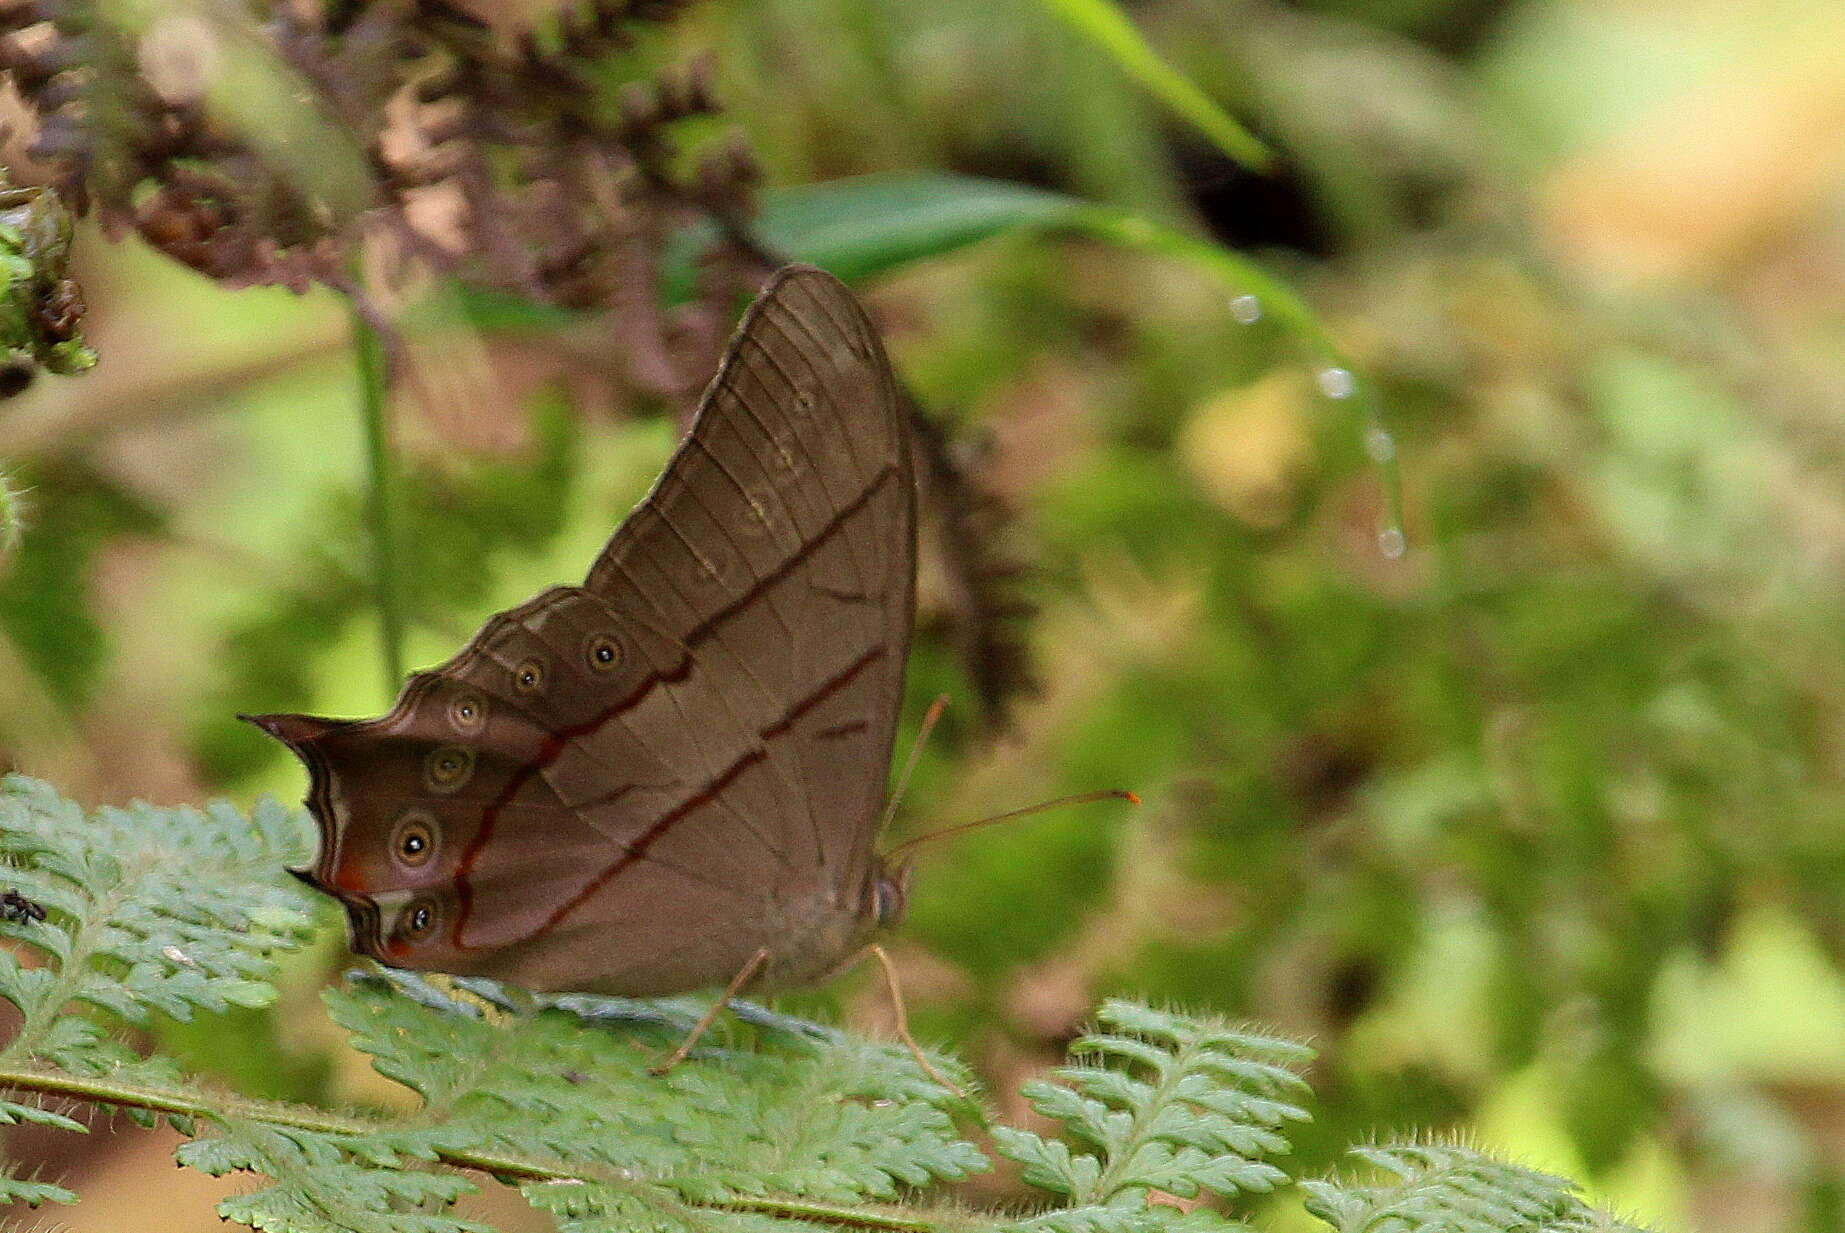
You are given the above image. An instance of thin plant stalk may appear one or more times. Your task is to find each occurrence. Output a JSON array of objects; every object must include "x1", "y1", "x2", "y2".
[{"x1": 351, "y1": 307, "x2": 406, "y2": 696}]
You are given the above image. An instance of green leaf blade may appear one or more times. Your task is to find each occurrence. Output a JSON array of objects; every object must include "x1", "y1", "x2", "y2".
[{"x1": 1030, "y1": 0, "x2": 1270, "y2": 170}]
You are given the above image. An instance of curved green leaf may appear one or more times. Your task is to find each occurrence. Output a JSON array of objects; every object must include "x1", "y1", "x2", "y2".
[{"x1": 1031, "y1": 0, "x2": 1270, "y2": 170}]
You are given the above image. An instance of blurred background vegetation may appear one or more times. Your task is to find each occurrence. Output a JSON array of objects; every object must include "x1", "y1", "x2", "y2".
[{"x1": 4, "y1": 0, "x2": 1845, "y2": 1229}]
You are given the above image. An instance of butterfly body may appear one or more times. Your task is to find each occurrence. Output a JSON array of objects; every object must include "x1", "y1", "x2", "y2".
[{"x1": 250, "y1": 265, "x2": 916, "y2": 1001}]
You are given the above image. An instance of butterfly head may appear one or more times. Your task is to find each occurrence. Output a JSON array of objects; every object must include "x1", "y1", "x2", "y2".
[{"x1": 871, "y1": 858, "x2": 913, "y2": 929}]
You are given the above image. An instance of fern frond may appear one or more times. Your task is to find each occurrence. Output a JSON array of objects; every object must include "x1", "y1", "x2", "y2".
[
  {"x1": 0, "y1": 1095, "x2": 86, "y2": 1133},
  {"x1": 0, "y1": 1169, "x2": 77, "y2": 1207},
  {"x1": 521, "y1": 1178, "x2": 838, "y2": 1233},
  {"x1": 1000, "y1": 1198, "x2": 1253, "y2": 1233},
  {"x1": 323, "y1": 976, "x2": 987, "y2": 1203},
  {"x1": 1299, "y1": 1144, "x2": 1652, "y2": 1233},
  {"x1": 0, "y1": 776, "x2": 322, "y2": 1203},
  {"x1": 178, "y1": 1120, "x2": 487, "y2": 1233},
  {"x1": 994, "y1": 1000, "x2": 1312, "y2": 1220},
  {"x1": 0, "y1": 777, "x2": 318, "y2": 1036},
  {"x1": 0, "y1": 776, "x2": 994, "y2": 1228},
  {"x1": 147, "y1": 971, "x2": 988, "y2": 1230}
]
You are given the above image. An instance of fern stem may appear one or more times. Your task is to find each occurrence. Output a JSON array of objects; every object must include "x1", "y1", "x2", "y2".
[
  {"x1": 716, "y1": 1197, "x2": 941, "y2": 1231},
  {"x1": 351, "y1": 304, "x2": 407, "y2": 695},
  {"x1": 0, "y1": 1064, "x2": 575, "y2": 1170},
  {"x1": 0, "y1": 1066, "x2": 366, "y2": 1135}
]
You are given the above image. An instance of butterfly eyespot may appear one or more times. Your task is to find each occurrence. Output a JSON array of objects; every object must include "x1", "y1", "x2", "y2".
[
  {"x1": 513, "y1": 658, "x2": 545, "y2": 693},
  {"x1": 585, "y1": 633, "x2": 622, "y2": 672},
  {"x1": 448, "y1": 692, "x2": 486, "y2": 732},
  {"x1": 399, "y1": 898, "x2": 439, "y2": 942},
  {"x1": 391, "y1": 811, "x2": 437, "y2": 868},
  {"x1": 423, "y1": 746, "x2": 475, "y2": 793}
]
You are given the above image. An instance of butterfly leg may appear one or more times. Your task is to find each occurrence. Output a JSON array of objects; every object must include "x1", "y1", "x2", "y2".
[
  {"x1": 866, "y1": 943, "x2": 966, "y2": 1099},
  {"x1": 650, "y1": 946, "x2": 771, "y2": 1075}
]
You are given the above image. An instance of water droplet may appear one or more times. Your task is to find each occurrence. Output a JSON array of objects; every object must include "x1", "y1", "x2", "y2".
[
  {"x1": 1229, "y1": 294, "x2": 1262, "y2": 324},
  {"x1": 1364, "y1": 427, "x2": 1396, "y2": 463},
  {"x1": 1317, "y1": 366, "x2": 1356, "y2": 400},
  {"x1": 1377, "y1": 527, "x2": 1407, "y2": 560}
]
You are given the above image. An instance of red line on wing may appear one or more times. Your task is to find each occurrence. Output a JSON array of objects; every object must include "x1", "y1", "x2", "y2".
[{"x1": 448, "y1": 466, "x2": 897, "y2": 949}]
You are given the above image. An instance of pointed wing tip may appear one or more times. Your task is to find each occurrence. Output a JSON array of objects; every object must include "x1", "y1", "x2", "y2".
[
  {"x1": 756, "y1": 263, "x2": 881, "y2": 365},
  {"x1": 240, "y1": 712, "x2": 348, "y2": 747}
]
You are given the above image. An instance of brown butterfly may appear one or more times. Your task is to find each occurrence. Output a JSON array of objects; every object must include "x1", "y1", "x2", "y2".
[{"x1": 248, "y1": 266, "x2": 939, "y2": 1074}]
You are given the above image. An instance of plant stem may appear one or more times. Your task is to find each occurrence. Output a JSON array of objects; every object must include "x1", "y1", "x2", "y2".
[
  {"x1": 351, "y1": 305, "x2": 406, "y2": 695},
  {"x1": 0, "y1": 1066, "x2": 368, "y2": 1135}
]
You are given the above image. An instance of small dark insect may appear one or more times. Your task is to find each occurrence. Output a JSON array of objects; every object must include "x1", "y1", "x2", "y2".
[{"x1": 0, "y1": 889, "x2": 47, "y2": 924}]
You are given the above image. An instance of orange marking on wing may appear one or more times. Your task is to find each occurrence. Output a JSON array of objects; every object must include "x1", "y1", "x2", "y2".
[{"x1": 329, "y1": 850, "x2": 372, "y2": 894}]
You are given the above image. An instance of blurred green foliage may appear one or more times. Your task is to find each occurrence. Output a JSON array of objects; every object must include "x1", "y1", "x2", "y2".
[
  {"x1": 0, "y1": 462, "x2": 163, "y2": 708},
  {"x1": 0, "y1": 183, "x2": 96, "y2": 384}
]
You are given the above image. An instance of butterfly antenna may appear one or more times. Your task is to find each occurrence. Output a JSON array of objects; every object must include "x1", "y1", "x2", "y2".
[
  {"x1": 880, "y1": 694, "x2": 952, "y2": 836},
  {"x1": 884, "y1": 789, "x2": 1140, "y2": 862}
]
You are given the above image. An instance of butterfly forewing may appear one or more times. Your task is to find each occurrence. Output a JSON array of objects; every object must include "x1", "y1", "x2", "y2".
[{"x1": 587, "y1": 269, "x2": 912, "y2": 874}]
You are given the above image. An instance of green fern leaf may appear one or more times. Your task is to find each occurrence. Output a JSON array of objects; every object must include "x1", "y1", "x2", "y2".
[
  {"x1": 0, "y1": 1173, "x2": 78, "y2": 1206},
  {"x1": 0, "y1": 777, "x2": 319, "y2": 1051},
  {"x1": 0, "y1": 775, "x2": 322, "y2": 1210},
  {"x1": 995, "y1": 1000, "x2": 1312, "y2": 1217},
  {"x1": 321, "y1": 975, "x2": 987, "y2": 1203},
  {"x1": 521, "y1": 1178, "x2": 839, "y2": 1233},
  {"x1": 1300, "y1": 1144, "x2": 1652, "y2": 1233},
  {"x1": 993, "y1": 1125, "x2": 1105, "y2": 1197},
  {"x1": 0, "y1": 1095, "x2": 86, "y2": 1133},
  {"x1": 1003, "y1": 1197, "x2": 1252, "y2": 1233},
  {"x1": 183, "y1": 1122, "x2": 488, "y2": 1233}
]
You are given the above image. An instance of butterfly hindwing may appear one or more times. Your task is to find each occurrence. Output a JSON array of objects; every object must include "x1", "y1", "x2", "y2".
[{"x1": 253, "y1": 265, "x2": 915, "y2": 995}]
